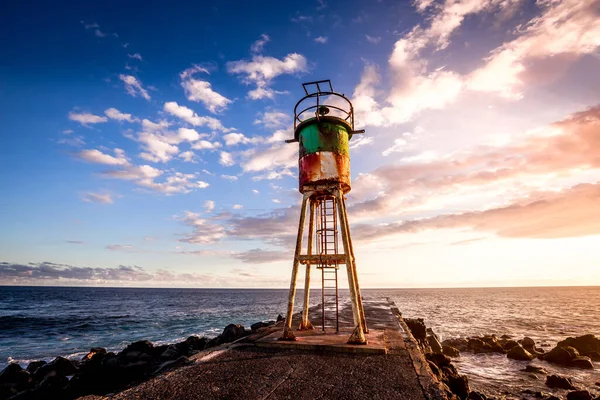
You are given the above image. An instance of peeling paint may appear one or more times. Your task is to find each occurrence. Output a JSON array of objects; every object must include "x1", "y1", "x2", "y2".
[{"x1": 299, "y1": 152, "x2": 350, "y2": 194}]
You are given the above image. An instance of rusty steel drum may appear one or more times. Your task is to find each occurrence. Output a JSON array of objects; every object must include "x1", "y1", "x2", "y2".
[{"x1": 296, "y1": 116, "x2": 353, "y2": 194}]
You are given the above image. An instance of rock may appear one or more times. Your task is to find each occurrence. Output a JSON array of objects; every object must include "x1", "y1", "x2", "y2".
[
  {"x1": 507, "y1": 345, "x2": 535, "y2": 361},
  {"x1": 596, "y1": 382, "x2": 600, "y2": 387},
  {"x1": 0, "y1": 363, "x2": 31, "y2": 386},
  {"x1": 468, "y1": 338, "x2": 487, "y2": 353},
  {"x1": 221, "y1": 324, "x2": 247, "y2": 343},
  {"x1": 546, "y1": 374, "x2": 577, "y2": 390},
  {"x1": 587, "y1": 351, "x2": 600, "y2": 361},
  {"x1": 25, "y1": 361, "x2": 46, "y2": 375},
  {"x1": 446, "y1": 373, "x2": 470, "y2": 399},
  {"x1": 522, "y1": 337, "x2": 536, "y2": 351},
  {"x1": 566, "y1": 390, "x2": 593, "y2": 400},
  {"x1": 443, "y1": 345, "x2": 461, "y2": 358},
  {"x1": 276, "y1": 314, "x2": 284, "y2": 322},
  {"x1": 503, "y1": 340, "x2": 520, "y2": 351},
  {"x1": 153, "y1": 356, "x2": 190, "y2": 376},
  {"x1": 426, "y1": 353, "x2": 452, "y2": 367},
  {"x1": 467, "y1": 391, "x2": 487, "y2": 400},
  {"x1": 40, "y1": 373, "x2": 68, "y2": 391},
  {"x1": 522, "y1": 365, "x2": 548, "y2": 374},
  {"x1": 34, "y1": 356, "x2": 77, "y2": 380},
  {"x1": 544, "y1": 346, "x2": 575, "y2": 365},
  {"x1": 82, "y1": 347, "x2": 107, "y2": 361},
  {"x1": 564, "y1": 346, "x2": 580, "y2": 358},
  {"x1": 251, "y1": 321, "x2": 269, "y2": 332},
  {"x1": 442, "y1": 338, "x2": 469, "y2": 352},
  {"x1": 405, "y1": 318, "x2": 427, "y2": 341},
  {"x1": 160, "y1": 346, "x2": 181, "y2": 360},
  {"x1": 522, "y1": 389, "x2": 545, "y2": 397},
  {"x1": 185, "y1": 335, "x2": 208, "y2": 351},
  {"x1": 428, "y1": 334, "x2": 443, "y2": 354},
  {"x1": 124, "y1": 351, "x2": 142, "y2": 362},
  {"x1": 557, "y1": 335, "x2": 600, "y2": 358},
  {"x1": 480, "y1": 336, "x2": 505, "y2": 353},
  {"x1": 427, "y1": 360, "x2": 442, "y2": 379},
  {"x1": 569, "y1": 356, "x2": 594, "y2": 369},
  {"x1": 122, "y1": 340, "x2": 154, "y2": 355},
  {"x1": 545, "y1": 396, "x2": 562, "y2": 400}
]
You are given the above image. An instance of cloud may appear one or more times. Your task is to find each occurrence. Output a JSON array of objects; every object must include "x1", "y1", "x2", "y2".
[
  {"x1": 68, "y1": 111, "x2": 108, "y2": 125},
  {"x1": 127, "y1": 53, "x2": 143, "y2": 61},
  {"x1": 137, "y1": 132, "x2": 179, "y2": 163},
  {"x1": 178, "y1": 151, "x2": 196, "y2": 163},
  {"x1": 119, "y1": 74, "x2": 151, "y2": 100},
  {"x1": 222, "y1": 132, "x2": 262, "y2": 146},
  {"x1": 142, "y1": 119, "x2": 170, "y2": 131},
  {"x1": 219, "y1": 151, "x2": 235, "y2": 166},
  {"x1": 76, "y1": 148, "x2": 129, "y2": 166},
  {"x1": 106, "y1": 244, "x2": 134, "y2": 251},
  {"x1": 227, "y1": 53, "x2": 307, "y2": 99},
  {"x1": 314, "y1": 36, "x2": 328, "y2": 44},
  {"x1": 163, "y1": 101, "x2": 226, "y2": 131},
  {"x1": 179, "y1": 66, "x2": 232, "y2": 113},
  {"x1": 221, "y1": 175, "x2": 238, "y2": 181},
  {"x1": 251, "y1": 34, "x2": 270, "y2": 53},
  {"x1": 204, "y1": 200, "x2": 215, "y2": 213},
  {"x1": 231, "y1": 249, "x2": 288, "y2": 264},
  {"x1": 466, "y1": 0, "x2": 600, "y2": 99},
  {"x1": 239, "y1": 142, "x2": 297, "y2": 174},
  {"x1": 233, "y1": 204, "x2": 243, "y2": 209},
  {"x1": 104, "y1": 107, "x2": 137, "y2": 122},
  {"x1": 192, "y1": 140, "x2": 221, "y2": 150},
  {"x1": 66, "y1": 240, "x2": 84, "y2": 244},
  {"x1": 365, "y1": 35, "x2": 381, "y2": 44},
  {"x1": 254, "y1": 110, "x2": 290, "y2": 129},
  {"x1": 81, "y1": 192, "x2": 114, "y2": 204},
  {"x1": 178, "y1": 211, "x2": 227, "y2": 244}
]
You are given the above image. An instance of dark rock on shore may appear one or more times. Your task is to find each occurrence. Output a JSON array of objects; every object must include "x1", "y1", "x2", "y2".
[
  {"x1": 443, "y1": 345, "x2": 461, "y2": 358},
  {"x1": 467, "y1": 391, "x2": 487, "y2": 400},
  {"x1": 557, "y1": 335, "x2": 600, "y2": 359},
  {"x1": 507, "y1": 344, "x2": 535, "y2": 361},
  {"x1": 442, "y1": 338, "x2": 469, "y2": 352},
  {"x1": 541, "y1": 345, "x2": 595, "y2": 369},
  {"x1": 405, "y1": 318, "x2": 427, "y2": 341},
  {"x1": 546, "y1": 374, "x2": 577, "y2": 390},
  {"x1": 428, "y1": 334, "x2": 443, "y2": 354},
  {"x1": 566, "y1": 390, "x2": 593, "y2": 400}
]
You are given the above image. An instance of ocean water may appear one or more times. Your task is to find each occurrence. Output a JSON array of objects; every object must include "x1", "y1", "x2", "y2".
[{"x1": 1, "y1": 286, "x2": 598, "y2": 398}]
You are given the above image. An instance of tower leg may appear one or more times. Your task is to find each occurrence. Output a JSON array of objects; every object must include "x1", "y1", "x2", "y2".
[
  {"x1": 280, "y1": 193, "x2": 309, "y2": 341},
  {"x1": 339, "y1": 196, "x2": 368, "y2": 334},
  {"x1": 299, "y1": 200, "x2": 315, "y2": 330},
  {"x1": 335, "y1": 190, "x2": 367, "y2": 345}
]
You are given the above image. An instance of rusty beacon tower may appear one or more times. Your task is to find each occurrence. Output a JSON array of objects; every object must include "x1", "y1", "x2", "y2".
[{"x1": 280, "y1": 80, "x2": 368, "y2": 344}]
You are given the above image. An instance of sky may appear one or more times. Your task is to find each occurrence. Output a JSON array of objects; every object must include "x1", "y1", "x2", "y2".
[{"x1": 1, "y1": 0, "x2": 600, "y2": 288}]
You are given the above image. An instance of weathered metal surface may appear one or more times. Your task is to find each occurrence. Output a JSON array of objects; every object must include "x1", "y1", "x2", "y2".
[
  {"x1": 297, "y1": 117, "x2": 351, "y2": 158},
  {"x1": 299, "y1": 152, "x2": 351, "y2": 194}
]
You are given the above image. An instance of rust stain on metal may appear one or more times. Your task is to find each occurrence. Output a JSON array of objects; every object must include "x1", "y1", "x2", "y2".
[{"x1": 299, "y1": 152, "x2": 350, "y2": 194}]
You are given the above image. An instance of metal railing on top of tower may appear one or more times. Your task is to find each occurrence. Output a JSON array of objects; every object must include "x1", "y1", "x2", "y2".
[{"x1": 293, "y1": 79, "x2": 355, "y2": 131}]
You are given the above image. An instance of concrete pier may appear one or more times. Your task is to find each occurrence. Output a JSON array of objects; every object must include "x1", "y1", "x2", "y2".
[{"x1": 97, "y1": 298, "x2": 448, "y2": 400}]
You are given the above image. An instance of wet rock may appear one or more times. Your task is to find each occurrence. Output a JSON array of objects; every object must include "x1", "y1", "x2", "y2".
[
  {"x1": 34, "y1": 356, "x2": 77, "y2": 381},
  {"x1": 184, "y1": 335, "x2": 207, "y2": 351},
  {"x1": 446, "y1": 373, "x2": 470, "y2": 399},
  {"x1": 543, "y1": 346, "x2": 576, "y2": 366},
  {"x1": 587, "y1": 351, "x2": 600, "y2": 361},
  {"x1": 521, "y1": 337, "x2": 536, "y2": 350},
  {"x1": 0, "y1": 363, "x2": 31, "y2": 386},
  {"x1": 428, "y1": 334, "x2": 443, "y2": 353},
  {"x1": 507, "y1": 344, "x2": 535, "y2": 361},
  {"x1": 557, "y1": 335, "x2": 600, "y2": 358},
  {"x1": 503, "y1": 340, "x2": 520, "y2": 351},
  {"x1": 426, "y1": 353, "x2": 452, "y2": 367},
  {"x1": 443, "y1": 345, "x2": 461, "y2": 358},
  {"x1": 546, "y1": 374, "x2": 577, "y2": 390},
  {"x1": 276, "y1": 314, "x2": 284, "y2": 322},
  {"x1": 83, "y1": 347, "x2": 107, "y2": 361},
  {"x1": 122, "y1": 340, "x2": 154, "y2": 355},
  {"x1": 221, "y1": 324, "x2": 247, "y2": 343},
  {"x1": 39, "y1": 373, "x2": 68, "y2": 391},
  {"x1": 569, "y1": 356, "x2": 594, "y2": 369},
  {"x1": 522, "y1": 389, "x2": 545, "y2": 397},
  {"x1": 405, "y1": 318, "x2": 427, "y2": 341},
  {"x1": 480, "y1": 336, "x2": 505, "y2": 353},
  {"x1": 467, "y1": 391, "x2": 487, "y2": 400},
  {"x1": 522, "y1": 365, "x2": 548, "y2": 374},
  {"x1": 442, "y1": 338, "x2": 469, "y2": 352},
  {"x1": 251, "y1": 321, "x2": 269, "y2": 332},
  {"x1": 566, "y1": 390, "x2": 593, "y2": 400},
  {"x1": 25, "y1": 361, "x2": 46, "y2": 376},
  {"x1": 160, "y1": 346, "x2": 181, "y2": 360}
]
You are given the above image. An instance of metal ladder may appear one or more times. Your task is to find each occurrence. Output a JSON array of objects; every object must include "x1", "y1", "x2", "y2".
[{"x1": 316, "y1": 196, "x2": 339, "y2": 332}]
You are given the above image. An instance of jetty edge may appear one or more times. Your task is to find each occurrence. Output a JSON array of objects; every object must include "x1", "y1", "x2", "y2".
[{"x1": 83, "y1": 297, "x2": 460, "y2": 400}]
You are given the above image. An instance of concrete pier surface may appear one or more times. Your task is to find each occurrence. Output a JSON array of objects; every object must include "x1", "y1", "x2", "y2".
[{"x1": 85, "y1": 298, "x2": 447, "y2": 400}]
